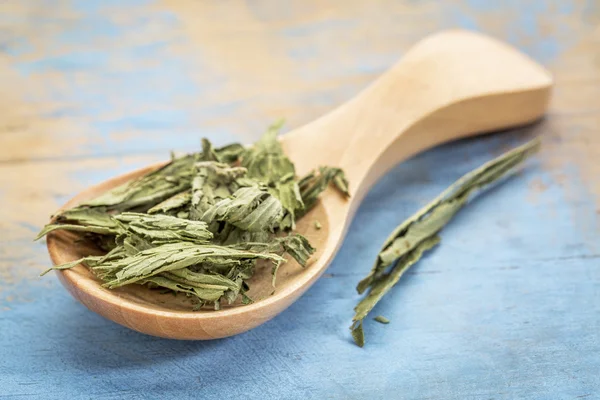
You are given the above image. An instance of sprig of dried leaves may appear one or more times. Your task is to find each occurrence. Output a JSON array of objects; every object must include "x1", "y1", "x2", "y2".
[
  {"x1": 37, "y1": 122, "x2": 349, "y2": 310},
  {"x1": 351, "y1": 139, "x2": 540, "y2": 347}
]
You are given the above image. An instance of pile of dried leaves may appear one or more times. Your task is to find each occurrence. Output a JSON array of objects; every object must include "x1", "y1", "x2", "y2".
[{"x1": 37, "y1": 122, "x2": 349, "y2": 310}]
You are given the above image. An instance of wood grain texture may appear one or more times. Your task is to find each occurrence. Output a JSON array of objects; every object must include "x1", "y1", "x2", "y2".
[{"x1": 1, "y1": 0, "x2": 599, "y2": 398}]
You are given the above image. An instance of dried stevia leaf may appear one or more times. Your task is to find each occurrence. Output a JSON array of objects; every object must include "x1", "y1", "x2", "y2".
[
  {"x1": 351, "y1": 139, "x2": 540, "y2": 347},
  {"x1": 37, "y1": 123, "x2": 350, "y2": 310}
]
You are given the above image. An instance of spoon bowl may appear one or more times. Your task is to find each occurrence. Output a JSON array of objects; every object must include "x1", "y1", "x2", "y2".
[
  {"x1": 46, "y1": 30, "x2": 552, "y2": 339},
  {"x1": 48, "y1": 169, "x2": 331, "y2": 338}
]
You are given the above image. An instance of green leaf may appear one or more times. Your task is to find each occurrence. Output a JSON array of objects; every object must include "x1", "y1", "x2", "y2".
[
  {"x1": 242, "y1": 120, "x2": 295, "y2": 185},
  {"x1": 351, "y1": 321, "x2": 365, "y2": 348},
  {"x1": 219, "y1": 227, "x2": 272, "y2": 247},
  {"x1": 115, "y1": 212, "x2": 213, "y2": 245},
  {"x1": 105, "y1": 242, "x2": 285, "y2": 288},
  {"x1": 276, "y1": 234, "x2": 315, "y2": 267},
  {"x1": 202, "y1": 186, "x2": 284, "y2": 232},
  {"x1": 82, "y1": 153, "x2": 198, "y2": 212},
  {"x1": 373, "y1": 316, "x2": 390, "y2": 324},
  {"x1": 350, "y1": 236, "x2": 440, "y2": 346},
  {"x1": 297, "y1": 166, "x2": 350, "y2": 215},
  {"x1": 214, "y1": 143, "x2": 246, "y2": 164},
  {"x1": 35, "y1": 208, "x2": 122, "y2": 240},
  {"x1": 356, "y1": 139, "x2": 540, "y2": 294},
  {"x1": 352, "y1": 139, "x2": 540, "y2": 347},
  {"x1": 166, "y1": 268, "x2": 239, "y2": 288},
  {"x1": 189, "y1": 161, "x2": 247, "y2": 220},
  {"x1": 142, "y1": 275, "x2": 225, "y2": 304},
  {"x1": 35, "y1": 224, "x2": 120, "y2": 241},
  {"x1": 270, "y1": 173, "x2": 303, "y2": 229},
  {"x1": 201, "y1": 138, "x2": 221, "y2": 162},
  {"x1": 147, "y1": 191, "x2": 192, "y2": 215}
]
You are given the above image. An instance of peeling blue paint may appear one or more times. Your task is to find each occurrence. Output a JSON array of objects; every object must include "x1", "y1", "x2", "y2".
[{"x1": 3, "y1": 131, "x2": 600, "y2": 399}]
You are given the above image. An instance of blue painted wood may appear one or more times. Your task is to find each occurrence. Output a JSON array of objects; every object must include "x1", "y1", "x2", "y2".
[{"x1": 1, "y1": 1, "x2": 599, "y2": 399}]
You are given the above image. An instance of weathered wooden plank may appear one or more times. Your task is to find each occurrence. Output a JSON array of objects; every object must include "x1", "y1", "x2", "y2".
[
  {"x1": 1, "y1": 0, "x2": 600, "y2": 399},
  {"x1": 1, "y1": 0, "x2": 598, "y2": 166}
]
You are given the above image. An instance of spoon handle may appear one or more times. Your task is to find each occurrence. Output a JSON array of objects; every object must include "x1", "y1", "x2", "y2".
[{"x1": 283, "y1": 30, "x2": 552, "y2": 195}]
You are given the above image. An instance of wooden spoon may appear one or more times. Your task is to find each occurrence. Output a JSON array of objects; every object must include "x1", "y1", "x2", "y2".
[{"x1": 46, "y1": 30, "x2": 552, "y2": 339}]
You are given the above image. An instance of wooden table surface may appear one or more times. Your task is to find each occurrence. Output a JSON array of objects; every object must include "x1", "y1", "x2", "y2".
[{"x1": 1, "y1": 1, "x2": 599, "y2": 399}]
